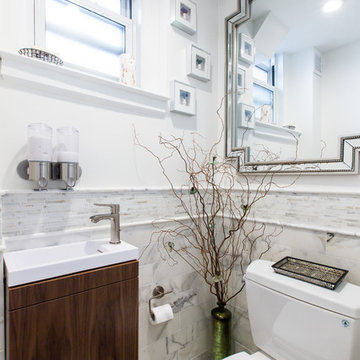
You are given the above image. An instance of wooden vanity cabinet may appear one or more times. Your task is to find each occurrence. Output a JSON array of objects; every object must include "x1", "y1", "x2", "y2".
[{"x1": 5, "y1": 260, "x2": 138, "y2": 360}]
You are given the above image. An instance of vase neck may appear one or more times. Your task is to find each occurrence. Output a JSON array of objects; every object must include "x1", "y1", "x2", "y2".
[{"x1": 211, "y1": 306, "x2": 232, "y2": 321}]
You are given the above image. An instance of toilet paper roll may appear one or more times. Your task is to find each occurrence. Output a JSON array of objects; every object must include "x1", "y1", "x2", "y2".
[{"x1": 150, "y1": 304, "x2": 174, "y2": 325}]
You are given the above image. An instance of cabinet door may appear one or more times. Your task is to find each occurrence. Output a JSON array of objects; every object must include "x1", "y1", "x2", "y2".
[
  {"x1": 8, "y1": 278, "x2": 138, "y2": 360},
  {"x1": 83, "y1": 278, "x2": 138, "y2": 359}
]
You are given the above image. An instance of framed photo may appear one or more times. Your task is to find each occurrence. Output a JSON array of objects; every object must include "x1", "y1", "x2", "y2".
[
  {"x1": 171, "y1": 0, "x2": 197, "y2": 35},
  {"x1": 238, "y1": 103, "x2": 255, "y2": 129},
  {"x1": 239, "y1": 33, "x2": 255, "y2": 64},
  {"x1": 170, "y1": 80, "x2": 196, "y2": 115},
  {"x1": 237, "y1": 66, "x2": 246, "y2": 94},
  {"x1": 187, "y1": 45, "x2": 211, "y2": 82}
]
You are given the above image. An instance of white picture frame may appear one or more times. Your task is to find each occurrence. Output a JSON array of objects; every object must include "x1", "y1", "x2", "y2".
[
  {"x1": 170, "y1": 80, "x2": 196, "y2": 115},
  {"x1": 171, "y1": 0, "x2": 197, "y2": 35},
  {"x1": 238, "y1": 103, "x2": 255, "y2": 129},
  {"x1": 187, "y1": 44, "x2": 211, "y2": 82},
  {"x1": 239, "y1": 33, "x2": 255, "y2": 64},
  {"x1": 237, "y1": 66, "x2": 246, "y2": 94}
]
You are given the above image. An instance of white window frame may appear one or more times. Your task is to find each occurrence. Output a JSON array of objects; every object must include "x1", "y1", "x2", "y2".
[
  {"x1": 34, "y1": 0, "x2": 134, "y2": 78},
  {"x1": 253, "y1": 61, "x2": 278, "y2": 125}
]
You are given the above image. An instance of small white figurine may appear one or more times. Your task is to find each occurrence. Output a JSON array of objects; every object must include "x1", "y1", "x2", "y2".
[
  {"x1": 120, "y1": 53, "x2": 136, "y2": 86},
  {"x1": 260, "y1": 104, "x2": 272, "y2": 123}
]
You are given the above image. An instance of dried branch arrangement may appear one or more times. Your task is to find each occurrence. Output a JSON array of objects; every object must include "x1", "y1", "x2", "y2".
[{"x1": 135, "y1": 99, "x2": 295, "y2": 307}]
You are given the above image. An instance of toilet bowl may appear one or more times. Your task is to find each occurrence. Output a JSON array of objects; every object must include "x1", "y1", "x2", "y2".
[{"x1": 224, "y1": 259, "x2": 360, "y2": 360}]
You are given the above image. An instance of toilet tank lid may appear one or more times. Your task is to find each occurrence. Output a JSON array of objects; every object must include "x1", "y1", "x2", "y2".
[{"x1": 245, "y1": 260, "x2": 360, "y2": 319}]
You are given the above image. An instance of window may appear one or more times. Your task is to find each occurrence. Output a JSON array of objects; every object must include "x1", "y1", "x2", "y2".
[
  {"x1": 35, "y1": 0, "x2": 133, "y2": 80},
  {"x1": 253, "y1": 54, "x2": 277, "y2": 124}
]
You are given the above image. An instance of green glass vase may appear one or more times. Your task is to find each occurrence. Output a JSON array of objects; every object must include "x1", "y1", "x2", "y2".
[{"x1": 211, "y1": 306, "x2": 232, "y2": 360}]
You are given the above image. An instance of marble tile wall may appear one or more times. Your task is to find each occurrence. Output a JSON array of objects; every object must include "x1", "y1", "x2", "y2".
[
  {"x1": 123, "y1": 224, "x2": 213, "y2": 360},
  {"x1": 1, "y1": 188, "x2": 360, "y2": 358},
  {"x1": 1, "y1": 189, "x2": 184, "y2": 239},
  {"x1": 248, "y1": 190, "x2": 360, "y2": 236}
]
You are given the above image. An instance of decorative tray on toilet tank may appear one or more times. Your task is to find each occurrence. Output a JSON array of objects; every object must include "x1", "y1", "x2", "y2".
[{"x1": 272, "y1": 256, "x2": 348, "y2": 290}]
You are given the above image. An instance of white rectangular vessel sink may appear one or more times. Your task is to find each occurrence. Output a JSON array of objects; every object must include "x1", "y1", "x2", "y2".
[{"x1": 4, "y1": 239, "x2": 139, "y2": 287}]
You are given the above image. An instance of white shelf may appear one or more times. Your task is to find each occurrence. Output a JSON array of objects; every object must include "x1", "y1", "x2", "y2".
[
  {"x1": 254, "y1": 120, "x2": 302, "y2": 142},
  {"x1": 0, "y1": 50, "x2": 169, "y2": 116}
]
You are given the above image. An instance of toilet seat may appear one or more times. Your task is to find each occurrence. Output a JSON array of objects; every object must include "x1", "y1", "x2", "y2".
[
  {"x1": 224, "y1": 351, "x2": 272, "y2": 360},
  {"x1": 223, "y1": 352, "x2": 251, "y2": 360}
]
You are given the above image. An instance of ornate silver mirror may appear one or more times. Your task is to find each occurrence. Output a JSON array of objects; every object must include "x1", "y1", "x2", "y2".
[{"x1": 226, "y1": 0, "x2": 360, "y2": 174}]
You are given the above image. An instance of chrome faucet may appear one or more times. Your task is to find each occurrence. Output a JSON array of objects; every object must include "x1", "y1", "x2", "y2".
[{"x1": 90, "y1": 204, "x2": 121, "y2": 244}]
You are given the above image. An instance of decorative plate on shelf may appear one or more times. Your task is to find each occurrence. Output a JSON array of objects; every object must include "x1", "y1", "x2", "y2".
[{"x1": 18, "y1": 48, "x2": 63, "y2": 66}]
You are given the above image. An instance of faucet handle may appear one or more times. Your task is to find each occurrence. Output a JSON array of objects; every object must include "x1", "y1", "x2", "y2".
[{"x1": 94, "y1": 203, "x2": 119, "y2": 214}]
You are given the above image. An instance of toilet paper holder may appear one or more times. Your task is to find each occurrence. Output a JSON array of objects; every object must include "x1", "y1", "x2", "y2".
[{"x1": 149, "y1": 285, "x2": 174, "y2": 320}]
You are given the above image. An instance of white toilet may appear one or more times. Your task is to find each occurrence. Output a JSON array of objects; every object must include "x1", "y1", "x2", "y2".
[{"x1": 225, "y1": 259, "x2": 360, "y2": 360}]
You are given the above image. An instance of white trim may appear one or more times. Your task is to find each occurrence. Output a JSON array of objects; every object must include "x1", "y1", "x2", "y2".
[
  {"x1": 255, "y1": 121, "x2": 301, "y2": 136},
  {"x1": 224, "y1": 214, "x2": 360, "y2": 239},
  {"x1": 0, "y1": 50, "x2": 168, "y2": 116},
  {"x1": 36, "y1": 0, "x2": 133, "y2": 31},
  {"x1": 253, "y1": 78, "x2": 274, "y2": 93},
  {"x1": 0, "y1": 188, "x2": 178, "y2": 195},
  {"x1": 254, "y1": 120, "x2": 301, "y2": 143},
  {"x1": 4, "y1": 185, "x2": 360, "y2": 197},
  {"x1": 67, "y1": 0, "x2": 131, "y2": 23}
]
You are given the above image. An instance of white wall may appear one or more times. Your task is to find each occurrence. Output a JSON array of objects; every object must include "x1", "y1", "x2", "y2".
[
  {"x1": 0, "y1": 0, "x2": 219, "y2": 191},
  {"x1": 320, "y1": 40, "x2": 360, "y2": 158},
  {"x1": 284, "y1": 48, "x2": 322, "y2": 159}
]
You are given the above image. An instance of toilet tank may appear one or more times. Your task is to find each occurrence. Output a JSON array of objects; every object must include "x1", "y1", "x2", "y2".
[{"x1": 244, "y1": 260, "x2": 360, "y2": 360}]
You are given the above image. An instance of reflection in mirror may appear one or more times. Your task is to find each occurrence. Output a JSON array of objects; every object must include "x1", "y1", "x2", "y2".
[{"x1": 226, "y1": 0, "x2": 360, "y2": 173}]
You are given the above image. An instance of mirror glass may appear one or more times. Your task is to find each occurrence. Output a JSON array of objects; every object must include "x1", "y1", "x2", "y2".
[{"x1": 227, "y1": 0, "x2": 360, "y2": 171}]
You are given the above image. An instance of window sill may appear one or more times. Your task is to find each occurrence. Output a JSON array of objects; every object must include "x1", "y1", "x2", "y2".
[
  {"x1": 254, "y1": 121, "x2": 302, "y2": 142},
  {"x1": 0, "y1": 50, "x2": 169, "y2": 116}
]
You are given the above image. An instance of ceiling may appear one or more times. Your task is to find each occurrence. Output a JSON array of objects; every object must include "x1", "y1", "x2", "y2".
[{"x1": 251, "y1": 0, "x2": 360, "y2": 53}]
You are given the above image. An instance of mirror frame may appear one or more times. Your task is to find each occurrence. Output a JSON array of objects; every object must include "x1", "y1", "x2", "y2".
[{"x1": 225, "y1": 0, "x2": 360, "y2": 174}]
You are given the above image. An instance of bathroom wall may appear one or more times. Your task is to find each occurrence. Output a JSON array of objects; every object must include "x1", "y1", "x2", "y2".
[
  {"x1": 1, "y1": 0, "x2": 360, "y2": 359},
  {"x1": 0, "y1": 0, "x2": 220, "y2": 190},
  {"x1": 0, "y1": 0, "x2": 219, "y2": 359},
  {"x1": 219, "y1": 0, "x2": 360, "y2": 354}
]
